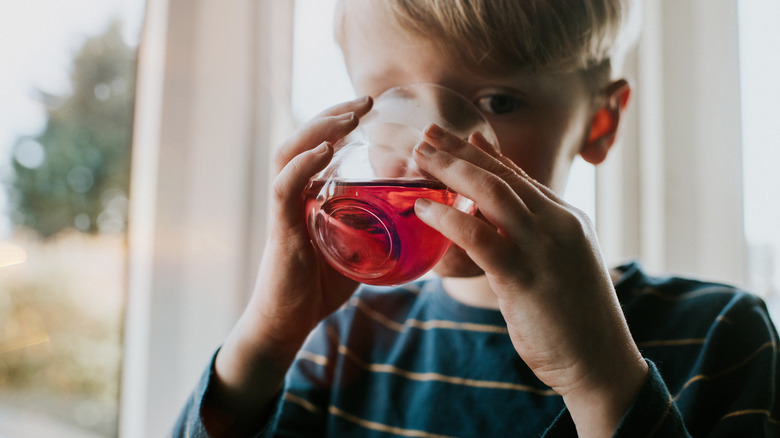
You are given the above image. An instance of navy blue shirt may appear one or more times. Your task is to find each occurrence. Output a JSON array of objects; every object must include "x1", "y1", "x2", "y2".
[{"x1": 174, "y1": 262, "x2": 780, "y2": 437}]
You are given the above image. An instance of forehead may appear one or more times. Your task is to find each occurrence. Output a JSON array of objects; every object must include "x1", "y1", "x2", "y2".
[
  {"x1": 337, "y1": 1, "x2": 429, "y2": 92},
  {"x1": 336, "y1": 0, "x2": 591, "y2": 103},
  {"x1": 338, "y1": 1, "x2": 490, "y2": 96}
]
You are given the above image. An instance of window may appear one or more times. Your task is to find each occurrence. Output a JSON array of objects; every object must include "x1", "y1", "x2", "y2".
[
  {"x1": 739, "y1": 0, "x2": 780, "y2": 318},
  {"x1": 0, "y1": 1, "x2": 144, "y2": 436},
  {"x1": 119, "y1": 2, "x2": 296, "y2": 435}
]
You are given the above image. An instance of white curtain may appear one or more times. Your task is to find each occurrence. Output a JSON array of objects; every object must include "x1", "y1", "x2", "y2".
[
  {"x1": 120, "y1": 0, "x2": 295, "y2": 436},
  {"x1": 597, "y1": 0, "x2": 746, "y2": 287}
]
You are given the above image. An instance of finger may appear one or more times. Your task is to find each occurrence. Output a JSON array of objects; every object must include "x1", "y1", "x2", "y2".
[
  {"x1": 413, "y1": 141, "x2": 532, "y2": 242},
  {"x1": 425, "y1": 123, "x2": 499, "y2": 164},
  {"x1": 468, "y1": 130, "x2": 569, "y2": 207},
  {"x1": 274, "y1": 96, "x2": 373, "y2": 173},
  {"x1": 514, "y1": 168, "x2": 567, "y2": 206},
  {"x1": 423, "y1": 124, "x2": 553, "y2": 211},
  {"x1": 275, "y1": 112, "x2": 356, "y2": 173},
  {"x1": 468, "y1": 131, "x2": 502, "y2": 158},
  {"x1": 316, "y1": 95, "x2": 372, "y2": 118},
  {"x1": 272, "y1": 142, "x2": 333, "y2": 227},
  {"x1": 414, "y1": 198, "x2": 518, "y2": 277},
  {"x1": 492, "y1": 153, "x2": 567, "y2": 207}
]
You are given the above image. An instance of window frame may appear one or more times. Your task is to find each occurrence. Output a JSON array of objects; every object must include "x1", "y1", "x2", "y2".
[
  {"x1": 597, "y1": 0, "x2": 747, "y2": 288},
  {"x1": 120, "y1": 0, "x2": 294, "y2": 435}
]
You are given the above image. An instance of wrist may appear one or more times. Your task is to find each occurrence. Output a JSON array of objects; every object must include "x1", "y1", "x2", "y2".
[
  {"x1": 562, "y1": 355, "x2": 649, "y2": 438},
  {"x1": 220, "y1": 301, "x2": 311, "y2": 375},
  {"x1": 210, "y1": 322, "x2": 300, "y2": 420}
]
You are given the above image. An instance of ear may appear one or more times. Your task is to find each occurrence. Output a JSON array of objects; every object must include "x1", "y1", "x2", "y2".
[{"x1": 580, "y1": 79, "x2": 631, "y2": 165}]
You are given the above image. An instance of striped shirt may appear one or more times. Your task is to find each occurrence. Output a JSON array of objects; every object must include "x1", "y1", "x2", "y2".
[{"x1": 174, "y1": 262, "x2": 780, "y2": 437}]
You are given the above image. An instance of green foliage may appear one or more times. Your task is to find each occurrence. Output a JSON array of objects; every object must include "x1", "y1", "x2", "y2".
[
  {"x1": 8, "y1": 20, "x2": 136, "y2": 238},
  {"x1": 0, "y1": 256, "x2": 122, "y2": 401},
  {"x1": 0, "y1": 232, "x2": 125, "y2": 435}
]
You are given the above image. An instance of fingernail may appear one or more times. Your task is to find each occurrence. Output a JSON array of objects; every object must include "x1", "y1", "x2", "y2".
[
  {"x1": 336, "y1": 112, "x2": 355, "y2": 122},
  {"x1": 415, "y1": 198, "x2": 432, "y2": 211},
  {"x1": 312, "y1": 142, "x2": 330, "y2": 154},
  {"x1": 352, "y1": 95, "x2": 371, "y2": 104},
  {"x1": 424, "y1": 123, "x2": 446, "y2": 139},
  {"x1": 414, "y1": 141, "x2": 437, "y2": 156}
]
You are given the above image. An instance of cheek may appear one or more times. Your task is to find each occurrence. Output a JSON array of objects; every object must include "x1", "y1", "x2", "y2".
[{"x1": 492, "y1": 124, "x2": 563, "y2": 186}]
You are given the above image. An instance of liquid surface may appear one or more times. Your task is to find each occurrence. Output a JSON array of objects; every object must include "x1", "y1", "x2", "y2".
[{"x1": 306, "y1": 180, "x2": 459, "y2": 285}]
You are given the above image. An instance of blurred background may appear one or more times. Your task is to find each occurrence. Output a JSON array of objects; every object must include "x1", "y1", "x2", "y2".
[
  {"x1": 0, "y1": 0, "x2": 777, "y2": 436},
  {"x1": 1, "y1": 2, "x2": 142, "y2": 436}
]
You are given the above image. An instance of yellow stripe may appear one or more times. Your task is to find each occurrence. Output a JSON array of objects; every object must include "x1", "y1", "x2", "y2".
[
  {"x1": 647, "y1": 394, "x2": 674, "y2": 437},
  {"x1": 407, "y1": 318, "x2": 509, "y2": 334},
  {"x1": 326, "y1": 323, "x2": 343, "y2": 344},
  {"x1": 285, "y1": 392, "x2": 323, "y2": 414},
  {"x1": 337, "y1": 343, "x2": 557, "y2": 396},
  {"x1": 637, "y1": 338, "x2": 706, "y2": 348},
  {"x1": 299, "y1": 350, "x2": 329, "y2": 366},
  {"x1": 638, "y1": 311, "x2": 737, "y2": 348},
  {"x1": 351, "y1": 297, "x2": 508, "y2": 334},
  {"x1": 674, "y1": 341, "x2": 776, "y2": 401},
  {"x1": 715, "y1": 315, "x2": 733, "y2": 325},
  {"x1": 721, "y1": 409, "x2": 780, "y2": 425},
  {"x1": 633, "y1": 286, "x2": 735, "y2": 302},
  {"x1": 329, "y1": 405, "x2": 457, "y2": 438},
  {"x1": 394, "y1": 283, "x2": 423, "y2": 295},
  {"x1": 637, "y1": 313, "x2": 737, "y2": 348},
  {"x1": 322, "y1": 314, "x2": 552, "y2": 395},
  {"x1": 351, "y1": 297, "x2": 406, "y2": 332}
]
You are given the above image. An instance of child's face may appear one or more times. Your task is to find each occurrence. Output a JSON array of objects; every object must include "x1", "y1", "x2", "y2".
[
  {"x1": 338, "y1": 1, "x2": 601, "y2": 277},
  {"x1": 339, "y1": 1, "x2": 598, "y2": 192}
]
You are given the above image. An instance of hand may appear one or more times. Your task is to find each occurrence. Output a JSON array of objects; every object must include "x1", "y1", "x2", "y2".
[
  {"x1": 209, "y1": 96, "x2": 373, "y2": 422},
  {"x1": 247, "y1": 95, "x2": 374, "y2": 351},
  {"x1": 412, "y1": 123, "x2": 648, "y2": 437}
]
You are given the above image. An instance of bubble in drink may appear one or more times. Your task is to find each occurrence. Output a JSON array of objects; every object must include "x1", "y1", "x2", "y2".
[{"x1": 306, "y1": 179, "x2": 464, "y2": 285}]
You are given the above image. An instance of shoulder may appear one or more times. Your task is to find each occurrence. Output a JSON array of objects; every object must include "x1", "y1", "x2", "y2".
[
  {"x1": 615, "y1": 261, "x2": 777, "y2": 359},
  {"x1": 616, "y1": 261, "x2": 769, "y2": 325},
  {"x1": 614, "y1": 264, "x2": 780, "y2": 432},
  {"x1": 615, "y1": 262, "x2": 777, "y2": 366}
]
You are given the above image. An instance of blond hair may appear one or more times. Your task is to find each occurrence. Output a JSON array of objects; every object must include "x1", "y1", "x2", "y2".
[{"x1": 358, "y1": 0, "x2": 641, "y2": 86}]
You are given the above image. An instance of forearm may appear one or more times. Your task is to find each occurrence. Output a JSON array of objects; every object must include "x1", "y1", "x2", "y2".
[
  {"x1": 562, "y1": 353, "x2": 649, "y2": 437},
  {"x1": 207, "y1": 303, "x2": 308, "y2": 424},
  {"x1": 172, "y1": 342, "x2": 292, "y2": 438}
]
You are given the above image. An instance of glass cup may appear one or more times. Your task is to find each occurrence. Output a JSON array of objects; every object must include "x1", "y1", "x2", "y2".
[{"x1": 305, "y1": 83, "x2": 498, "y2": 286}]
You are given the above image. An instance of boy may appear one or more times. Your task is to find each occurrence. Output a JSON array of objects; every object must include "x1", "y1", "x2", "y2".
[{"x1": 174, "y1": 0, "x2": 779, "y2": 436}]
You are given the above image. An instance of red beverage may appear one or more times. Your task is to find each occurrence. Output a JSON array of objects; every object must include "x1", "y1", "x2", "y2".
[{"x1": 306, "y1": 179, "x2": 468, "y2": 285}]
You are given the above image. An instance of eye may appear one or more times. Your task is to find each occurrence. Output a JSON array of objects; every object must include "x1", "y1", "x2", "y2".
[{"x1": 475, "y1": 94, "x2": 519, "y2": 115}]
